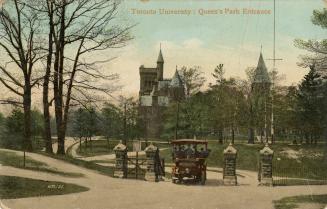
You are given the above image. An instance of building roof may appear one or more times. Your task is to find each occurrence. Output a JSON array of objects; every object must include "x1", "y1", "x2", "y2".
[
  {"x1": 170, "y1": 69, "x2": 183, "y2": 88},
  {"x1": 253, "y1": 53, "x2": 271, "y2": 84},
  {"x1": 157, "y1": 49, "x2": 164, "y2": 63}
]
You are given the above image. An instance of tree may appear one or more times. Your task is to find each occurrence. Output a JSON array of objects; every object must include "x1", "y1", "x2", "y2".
[
  {"x1": 0, "y1": 0, "x2": 43, "y2": 151},
  {"x1": 272, "y1": 86, "x2": 300, "y2": 143},
  {"x1": 212, "y1": 64, "x2": 226, "y2": 85},
  {"x1": 100, "y1": 103, "x2": 122, "y2": 148},
  {"x1": 118, "y1": 96, "x2": 140, "y2": 144},
  {"x1": 42, "y1": 0, "x2": 55, "y2": 154},
  {"x1": 0, "y1": 112, "x2": 4, "y2": 144},
  {"x1": 295, "y1": 8, "x2": 327, "y2": 68},
  {"x1": 297, "y1": 65, "x2": 324, "y2": 144},
  {"x1": 42, "y1": 0, "x2": 133, "y2": 154},
  {"x1": 179, "y1": 66, "x2": 206, "y2": 97},
  {"x1": 1, "y1": 108, "x2": 24, "y2": 149},
  {"x1": 31, "y1": 109, "x2": 44, "y2": 139},
  {"x1": 295, "y1": 8, "x2": 327, "y2": 152},
  {"x1": 71, "y1": 108, "x2": 89, "y2": 149}
]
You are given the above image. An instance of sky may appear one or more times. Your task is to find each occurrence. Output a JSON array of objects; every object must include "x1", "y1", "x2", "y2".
[
  {"x1": 0, "y1": 0, "x2": 326, "y2": 113},
  {"x1": 106, "y1": 0, "x2": 327, "y2": 95}
]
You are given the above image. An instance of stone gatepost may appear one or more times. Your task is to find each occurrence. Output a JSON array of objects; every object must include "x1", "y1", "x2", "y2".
[
  {"x1": 113, "y1": 141, "x2": 128, "y2": 178},
  {"x1": 223, "y1": 143, "x2": 237, "y2": 185},
  {"x1": 258, "y1": 143, "x2": 274, "y2": 186},
  {"x1": 144, "y1": 143, "x2": 158, "y2": 182}
]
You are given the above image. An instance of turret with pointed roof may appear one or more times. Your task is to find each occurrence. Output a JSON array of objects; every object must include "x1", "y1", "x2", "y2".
[
  {"x1": 170, "y1": 69, "x2": 183, "y2": 88},
  {"x1": 157, "y1": 48, "x2": 164, "y2": 63},
  {"x1": 157, "y1": 48, "x2": 164, "y2": 81},
  {"x1": 253, "y1": 52, "x2": 271, "y2": 84},
  {"x1": 169, "y1": 68, "x2": 185, "y2": 101}
]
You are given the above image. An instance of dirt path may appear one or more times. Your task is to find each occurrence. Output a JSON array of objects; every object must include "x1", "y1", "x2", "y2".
[{"x1": 1, "y1": 148, "x2": 327, "y2": 209}]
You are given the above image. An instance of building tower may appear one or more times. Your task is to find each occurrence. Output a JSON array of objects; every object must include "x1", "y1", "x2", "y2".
[
  {"x1": 138, "y1": 48, "x2": 185, "y2": 139},
  {"x1": 251, "y1": 51, "x2": 271, "y2": 143},
  {"x1": 157, "y1": 48, "x2": 164, "y2": 81}
]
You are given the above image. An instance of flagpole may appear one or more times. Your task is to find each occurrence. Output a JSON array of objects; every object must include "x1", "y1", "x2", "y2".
[{"x1": 271, "y1": 0, "x2": 276, "y2": 144}]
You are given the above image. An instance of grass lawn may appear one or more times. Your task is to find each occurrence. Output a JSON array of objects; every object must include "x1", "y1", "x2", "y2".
[
  {"x1": 0, "y1": 175, "x2": 89, "y2": 199},
  {"x1": 274, "y1": 194, "x2": 327, "y2": 209},
  {"x1": 42, "y1": 146, "x2": 115, "y2": 177},
  {"x1": 0, "y1": 150, "x2": 83, "y2": 177},
  {"x1": 76, "y1": 139, "x2": 118, "y2": 157}
]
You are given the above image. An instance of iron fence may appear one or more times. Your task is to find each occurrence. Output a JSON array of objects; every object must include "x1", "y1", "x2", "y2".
[{"x1": 272, "y1": 165, "x2": 327, "y2": 186}]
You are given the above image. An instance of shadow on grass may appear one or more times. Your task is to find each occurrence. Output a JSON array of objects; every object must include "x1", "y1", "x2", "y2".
[
  {"x1": 40, "y1": 151, "x2": 115, "y2": 178},
  {"x1": 0, "y1": 175, "x2": 89, "y2": 199},
  {"x1": 0, "y1": 150, "x2": 83, "y2": 178},
  {"x1": 273, "y1": 194, "x2": 327, "y2": 209}
]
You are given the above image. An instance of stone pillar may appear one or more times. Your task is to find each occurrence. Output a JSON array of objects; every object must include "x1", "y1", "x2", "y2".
[
  {"x1": 223, "y1": 143, "x2": 237, "y2": 185},
  {"x1": 113, "y1": 141, "x2": 128, "y2": 178},
  {"x1": 144, "y1": 143, "x2": 158, "y2": 182},
  {"x1": 258, "y1": 143, "x2": 274, "y2": 186}
]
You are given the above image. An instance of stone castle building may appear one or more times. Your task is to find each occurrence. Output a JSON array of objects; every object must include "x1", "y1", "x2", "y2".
[{"x1": 139, "y1": 49, "x2": 184, "y2": 138}]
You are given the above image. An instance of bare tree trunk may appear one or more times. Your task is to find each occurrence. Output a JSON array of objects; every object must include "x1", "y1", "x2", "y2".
[
  {"x1": 248, "y1": 102, "x2": 255, "y2": 144},
  {"x1": 43, "y1": 0, "x2": 54, "y2": 154},
  {"x1": 54, "y1": 1, "x2": 66, "y2": 155},
  {"x1": 43, "y1": 94, "x2": 53, "y2": 153},
  {"x1": 79, "y1": 137, "x2": 82, "y2": 151},
  {"x1": 231, "y1": 127, "x2": 235, "y2": 144},
  {"x1": 218, "y1": 128, "x2": 223, "y2": 144},
  {"x1": 248, "y1": 128, "x2": 254, "y2": 144},
  {"x1": 23, "y1": 84, "x2": 33, "y2": 151}
]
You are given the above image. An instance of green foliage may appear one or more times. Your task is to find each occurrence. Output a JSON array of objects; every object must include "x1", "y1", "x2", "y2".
[
  {"x1": 71, "y1": 107, "x2": 98, "y2": 139},
  {"x1": 295, "y1": 8, "x2": 327, "y2": 66},
  {"x1": 296, "y1": 66, "x2": 324, "y2": 142},
  {"x1": 0, "y1": 109, "x2": 24, "y2": 149},
  {"x1": 312, "y1": 8, "x2": 327, "y2": 28},
  {"x1": 0, "y1": 109, "x2": 44, "y2": 150},
  {"x1": 100, "y1": 103, "x2": 123, "y2": 139},
  {"x1": 179, "y1": 66, "x2": 206, "y2": 96},
  {"x1": 162, "y1": 92, "x2": 212, "y2": 139},
  {"x1": 212, "y1": 64, "x2": 226, "y2": 85},
  {"x1": 207, "y1": 66, "x2": 249, "y2": 142},
  {"x1": 31, "y1": 109, "x2": 44, "y2": 137},
  {"x1": 67, "y1": 106, "x2": 102, "y2": 154},
  {"x1": 273, "y1": 86, "x2": 300, "y2": 140},
  {"x1": 0, "y1": 175, "x2": 88, "y2": 199},
  {"x1": 117, "y1": 97, "x2": 143, "y2": 140}
]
